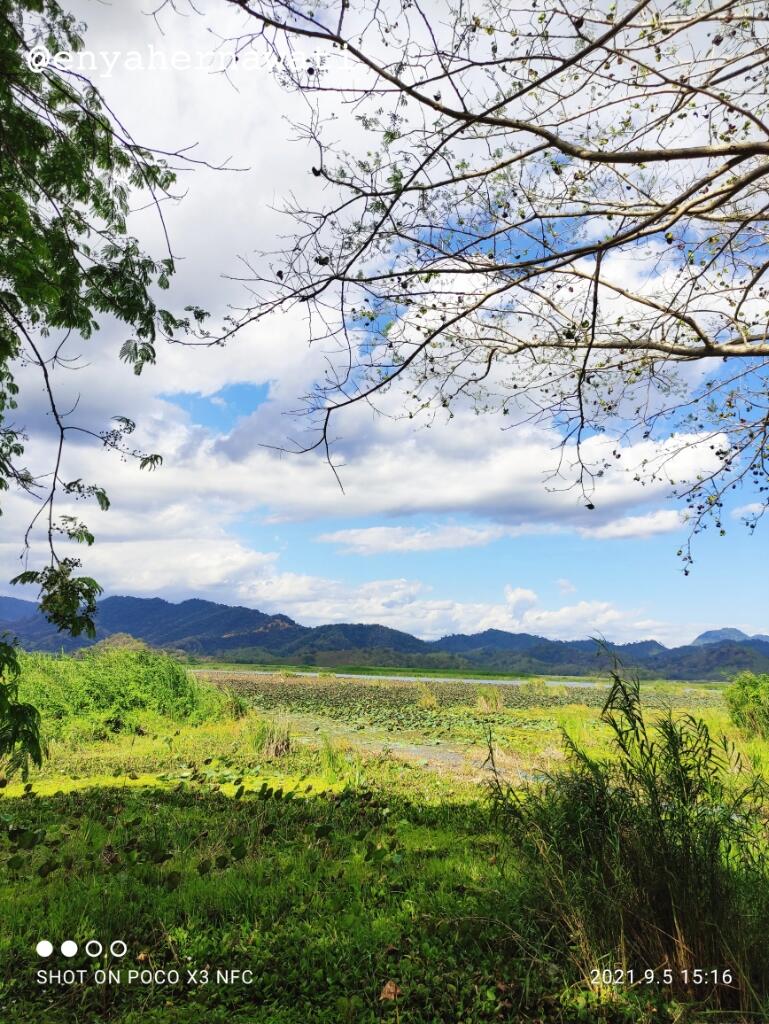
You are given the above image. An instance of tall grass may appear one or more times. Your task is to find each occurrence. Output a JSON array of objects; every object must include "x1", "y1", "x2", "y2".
[
  {"x1": 489, "y1": 669, "x2": 769, "y2": 1012},
  {"x1": 519, "y1": 676, "x2": 549, "y2": 699},
  {"x1": 246, "y1": 717, "x2": 291, "y2": 758},
  {"x1": 417, "y1": 682, "x2": 439, "y2": 709},
  {"x1": 17, "y1": 649, "x2": 227, "y2": 738},
  {"x1": 476, "y1": 684, "x2": 504, "y2": 713},
  {"x1": 319, "y1": 734, "x2": 345, "y2": 781}
]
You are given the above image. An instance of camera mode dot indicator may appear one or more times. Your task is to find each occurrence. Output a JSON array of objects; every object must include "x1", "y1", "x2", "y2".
[
  {"x1": 36, "y1": 940, "x2": 53, "y2": 958},
  {"x1": 61, "y1": 940, "x2": 78, "y2": 957}
]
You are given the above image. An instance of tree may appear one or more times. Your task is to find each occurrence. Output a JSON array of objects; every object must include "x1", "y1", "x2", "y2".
[
  {"x1": 0, "y1": 0, "x2": 204, "y2": 771},
  {"x1": 199, "y1": 0, "x2": 769, "y2": 563}
]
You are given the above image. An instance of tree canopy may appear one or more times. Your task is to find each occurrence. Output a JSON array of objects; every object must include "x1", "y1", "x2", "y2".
[{"x1": 205, "y1": 0, "x2": 769, "y2": 562}]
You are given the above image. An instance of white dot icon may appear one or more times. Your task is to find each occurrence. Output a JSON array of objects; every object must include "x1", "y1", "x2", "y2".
[
  {"x1": 61, "y1": 940, "x2": 78, "y2": 957},
  {"x1": 36, "y1": 940, "x2": 53, "y2": 958}
]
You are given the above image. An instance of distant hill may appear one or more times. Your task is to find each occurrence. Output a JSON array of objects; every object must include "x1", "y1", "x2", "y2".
[
  {"x1": 0, "y1": 596, "x2": 37, "y2": 622},
  {"x1": 4, "y1": 596, "x2": 299, "y2": 655},
  {"x1": 692, "y1": 628, "x2": 769, "y2": 646},
  {"x1": 2, "y1": 594, "x2": 768, "y2": 681}
]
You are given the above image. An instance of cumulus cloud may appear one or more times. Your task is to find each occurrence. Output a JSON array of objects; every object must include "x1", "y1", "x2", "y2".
[
  {"x1": 584, "y1": 510, "x2": 685, "y2": 540},
  {"x1": 234, "y1": 574, "x2": 676, "y2": 644},
  {"x1": 318, "y1": 508, "x2": 686, "y2": 555},
  {"x1": 317, "y1": 524, "x2": 513, "y2": 554}
]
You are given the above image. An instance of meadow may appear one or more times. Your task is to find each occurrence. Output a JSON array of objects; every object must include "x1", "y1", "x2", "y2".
[{"x1": 1, "y1": 650, "x2": 768, "y2": 1023}]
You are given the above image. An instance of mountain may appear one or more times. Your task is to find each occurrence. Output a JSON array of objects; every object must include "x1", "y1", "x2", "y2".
[
  {"x1": 3, "y1": 596, "x2": 298, "y2": 655},
  {"x1": 2, "y1": 594, "x2": 768, "y2": 681},
  {"x1": 0, "y1": 596, "x2": 38, "y2": 622},
  {"x1": 692, "y1": 628, "x2": 769, "y2": 646}
]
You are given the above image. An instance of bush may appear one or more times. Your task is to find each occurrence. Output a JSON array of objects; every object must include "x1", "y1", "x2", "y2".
[
  {"x1": 17, "y1": 648, "x2": 222, "y2": 736},
  {"x1": 726, "y1": 671, "x2": 769, "y2": 738},
  {"x1": 489, "y1": 670, "x2": 769, "y2": 1012}
]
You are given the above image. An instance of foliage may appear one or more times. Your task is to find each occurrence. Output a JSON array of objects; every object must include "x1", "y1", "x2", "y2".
[
  {"x1": 490, "y1": 670, "x2": 769, "y2": 1012},
  {"x1": 0, "y1": 0, "x2": 209, "y2": 771},
  {"x1": 0, "y1": 639, "x2": 45, "y2": 778},
  {"x1": 726, "y1": 672, "x2": 769, "y2": 739},
  {"x1": 0, "y1": 707, "x2": 690, "y2": 1024},
  {"x1": 245, "y1": 716, "x2": 291, "y2": 758},
  {"x1": 11, "y1": 560, "x2": 102, "y2": 637},
  {"x1": 0, "y1": 667, "x2": 764, "y2": 1021},
  {"x1": 208, "y1": 672, "x2": 723, "y2": 753},
  {"x1": 87, "y1": 633, "x2": 151, "y2": 653},
  {"x1": 218, "y1": 685, "x2": 250, "y2": 720},
  {"x1": 416, "y1": 681, "x2": 439, "y2": 709}
]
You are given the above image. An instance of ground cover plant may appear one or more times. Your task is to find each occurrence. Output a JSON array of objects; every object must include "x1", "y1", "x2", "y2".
[{"x1": 2, "y1": 662, "x2": 766, "y2": 1022}]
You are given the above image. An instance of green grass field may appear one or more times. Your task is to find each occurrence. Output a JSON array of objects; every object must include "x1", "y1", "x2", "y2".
[{"x1": 2, "y1": 653, "x2": 767, "y2": 1023}]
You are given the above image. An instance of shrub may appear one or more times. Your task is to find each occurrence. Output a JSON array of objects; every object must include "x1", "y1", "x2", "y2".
[
  {"x1": 489, "y1": 670, "x2": 769, "y2": 1012},
  {"x1": 17, "y1": 648, "x2": 220, "y2": 736},
  {"x1": 726, "y1": 671, "x2": 769, "y2": 738}
]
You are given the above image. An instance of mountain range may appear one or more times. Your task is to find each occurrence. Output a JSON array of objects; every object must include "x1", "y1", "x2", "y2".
[{"x1": 2, "y1": 595, "x2": 769, "y2": 681}]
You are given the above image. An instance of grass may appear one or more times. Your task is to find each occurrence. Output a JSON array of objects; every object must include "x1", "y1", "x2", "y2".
[{"x1": 3, "y1": 661, "x2": 767, "y2": 1022}]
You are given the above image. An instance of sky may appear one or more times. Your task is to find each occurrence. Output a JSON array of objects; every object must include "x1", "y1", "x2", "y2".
[{"x1": 4, "y1": 0, "x2": 768, "y2": 647}]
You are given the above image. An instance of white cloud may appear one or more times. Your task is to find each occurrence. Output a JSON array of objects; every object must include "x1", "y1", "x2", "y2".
[
  {"x1": 317, "y1": 523, "x2": 511, "y2": 554},
  {"x1": 233, "y1": 573, "x2": 674, "y2": 644},
  {"x1": 318, "y1": 507, "x2": 685, "y2": 556},
  {"x1": 583, "y1": 510, "x2": 685, "y2": 540},
  {"x1": 557, "y1": 578, "x2": 576, "y2": 594}
]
